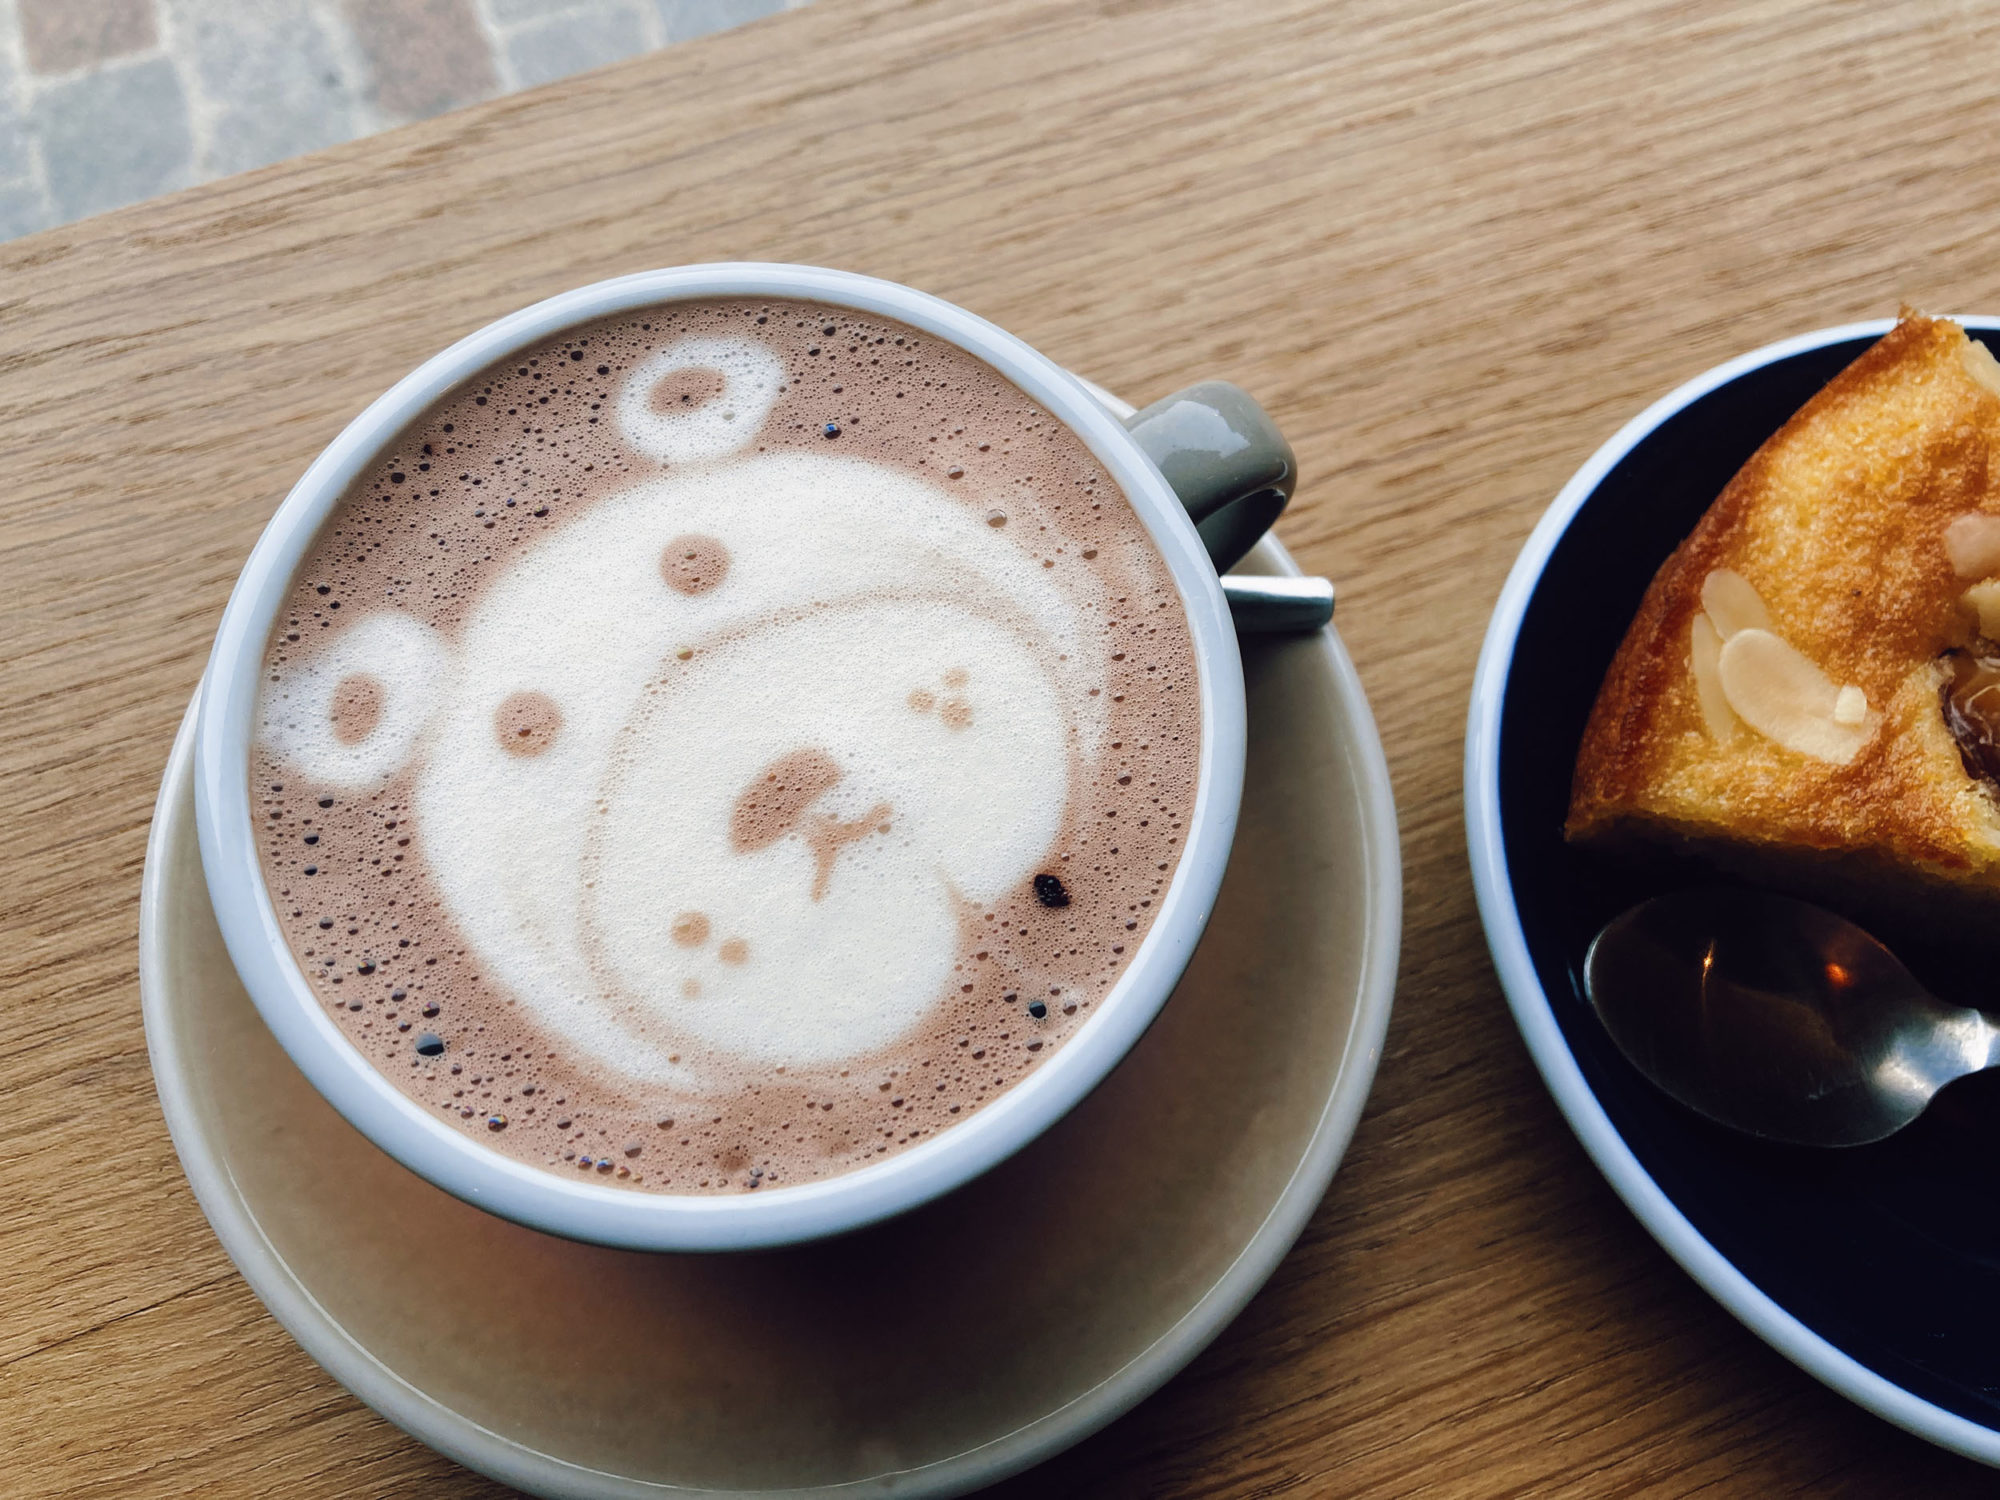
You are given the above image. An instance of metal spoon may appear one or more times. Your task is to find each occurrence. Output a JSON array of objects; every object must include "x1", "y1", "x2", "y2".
[
  {"x1": 1221, "y1": 574, "x2": 1335, "y2": 633},
  {"x1": 1582, "y1": 889, "x2": 1999, "y2": 1147}
]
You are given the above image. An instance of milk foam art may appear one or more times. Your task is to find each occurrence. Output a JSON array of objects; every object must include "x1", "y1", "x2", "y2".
[{"x1": 258, "y1": 337, "x2": 1108, "y2": 1088}]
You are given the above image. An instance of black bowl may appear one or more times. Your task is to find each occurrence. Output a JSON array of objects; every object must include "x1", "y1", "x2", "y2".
[{"x1": 1466, "y1": 317, "x2": 2000, "y2": 1465}]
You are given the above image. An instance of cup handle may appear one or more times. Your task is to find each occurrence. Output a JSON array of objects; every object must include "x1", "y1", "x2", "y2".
[
  {"x1": 1122, "y1": 380, "x2": 1296, "y2": 573},
  {"x1": 1121, "y1": 382, "x2": 1333, "y2": 632}
]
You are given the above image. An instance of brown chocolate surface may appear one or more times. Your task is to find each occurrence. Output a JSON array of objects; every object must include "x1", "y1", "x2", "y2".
[{"x1": 254, "y1": 298, "x2": 1200, "y2": 1193}]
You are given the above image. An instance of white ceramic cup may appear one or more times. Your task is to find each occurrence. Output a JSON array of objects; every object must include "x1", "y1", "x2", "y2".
[{"x1": 195, "y1": 264, "x2": 1263, "y2": 1251}]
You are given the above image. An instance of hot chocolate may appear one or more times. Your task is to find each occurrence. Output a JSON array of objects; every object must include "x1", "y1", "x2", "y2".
[{"x1": 252, "y1": 297, "x2": 1201, "y2": 1193}]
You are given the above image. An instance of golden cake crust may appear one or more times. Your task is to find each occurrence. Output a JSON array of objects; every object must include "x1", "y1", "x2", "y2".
[{"x1": 1566, "y1": 312, "x2": 2000, "y2": 918}]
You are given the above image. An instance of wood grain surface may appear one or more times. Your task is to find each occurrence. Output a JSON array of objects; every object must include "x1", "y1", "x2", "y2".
[{"x1": 5, "y1": 0, "x2": 1999, "y2": 1493}]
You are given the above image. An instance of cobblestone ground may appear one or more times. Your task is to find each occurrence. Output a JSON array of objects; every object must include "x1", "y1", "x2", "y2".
[{"x1": 0, "y1": 0, "x2": 802, "y2": 239}]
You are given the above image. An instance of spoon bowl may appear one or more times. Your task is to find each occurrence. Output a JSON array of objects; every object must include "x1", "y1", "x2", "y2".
[{"x1": 1583, "y1": 889, "x2": 2000, "y2": 1147}]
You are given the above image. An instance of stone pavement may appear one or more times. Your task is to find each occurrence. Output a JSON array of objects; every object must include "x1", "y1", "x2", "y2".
[{"x1": 0, "y1": 0, "x2": 802, "y2": 240}]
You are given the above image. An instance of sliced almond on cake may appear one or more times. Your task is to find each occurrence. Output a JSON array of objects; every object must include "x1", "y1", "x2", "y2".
[{"x1": 1716, "y1": 628, "x2": 1871, "y2": 765}]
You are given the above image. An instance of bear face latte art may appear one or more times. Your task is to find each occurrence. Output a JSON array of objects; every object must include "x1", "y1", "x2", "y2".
[{"x1": 253, "y1": 298, "x2": 1201, "y2": 1194}]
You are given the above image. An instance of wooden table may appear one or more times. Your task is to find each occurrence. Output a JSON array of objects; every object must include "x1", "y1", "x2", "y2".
[{"x1": 6, "y1": 0, "x2": 1998, "y2": 1492}]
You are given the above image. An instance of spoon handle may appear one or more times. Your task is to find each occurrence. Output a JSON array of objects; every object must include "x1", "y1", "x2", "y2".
[
  {"x1": 1222, "y1": 575, "x2": 1335, "y2": 633},
  {"x1": 1976, "y1": 1009, "x2": 2000, "y2": 1074}
]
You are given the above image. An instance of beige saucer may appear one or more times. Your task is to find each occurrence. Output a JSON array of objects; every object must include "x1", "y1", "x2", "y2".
[{"x1": 140, "y1": 532, "x2": 1400, "y2": 1498}]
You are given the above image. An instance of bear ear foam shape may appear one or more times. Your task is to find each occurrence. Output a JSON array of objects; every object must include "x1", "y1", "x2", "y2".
[
  {"x1": 259, "y1": 613, "x2": 447, "y2": 789},
  {"x1": 619, "y1": 338, "x2": 786, "y2": 466}
]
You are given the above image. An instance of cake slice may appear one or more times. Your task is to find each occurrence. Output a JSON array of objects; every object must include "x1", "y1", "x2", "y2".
[{"x1": 1567, "y1": 311, "x2": 2000, "y2": 928}]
